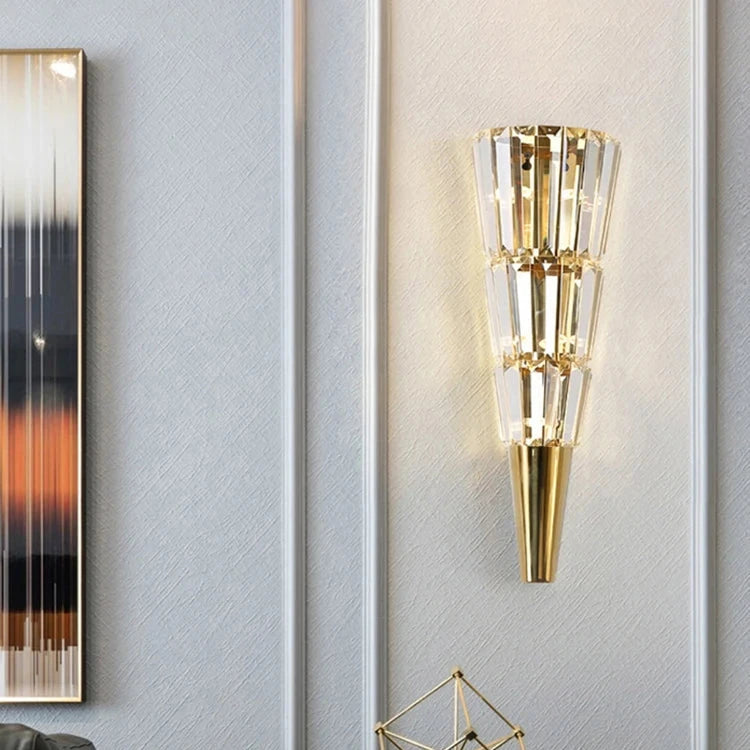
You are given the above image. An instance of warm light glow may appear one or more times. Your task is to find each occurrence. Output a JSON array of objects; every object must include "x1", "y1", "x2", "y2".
[
  {"x1": 50, "y1": 59, "x2": 77, "y2": 79},
  {"x1": 473, "y1": 125, "x2": 621, "y2": 582}
]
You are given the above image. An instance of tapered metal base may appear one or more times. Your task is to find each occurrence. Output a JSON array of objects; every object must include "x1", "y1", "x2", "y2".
[{"x1": 508, "y1": 444, "x2": 573, "y2": 583}]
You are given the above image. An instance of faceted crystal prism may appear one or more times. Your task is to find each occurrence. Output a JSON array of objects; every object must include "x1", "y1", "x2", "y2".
[{"x1": 473, "y1": 125, "x2": 620, "y2": 582}]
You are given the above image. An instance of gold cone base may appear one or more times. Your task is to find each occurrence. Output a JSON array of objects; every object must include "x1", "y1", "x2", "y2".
[{"x1": 508, "y1": 444, "x2": 573, "y2": 583}]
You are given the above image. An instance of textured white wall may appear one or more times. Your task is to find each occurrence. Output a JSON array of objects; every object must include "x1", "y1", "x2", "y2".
[
  {"x1": 717, "y1": 1, "x2": 750, "y2": 746},
  {"x1": 0, "y1": 1, "x2": 730, "y2": 747},
  {"x1": 0, "y1": 1, "x2": 282, "y2": 746},
  {"x1": 388, "y1": 0, "x2": 692, "y2": 747},
  {"x1": 306, "y1": 0, "x2": 366, "y2": 745}
]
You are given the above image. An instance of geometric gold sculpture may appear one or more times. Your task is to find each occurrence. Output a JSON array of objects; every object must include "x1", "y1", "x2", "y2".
[
  {"x1": 472, "y1": 126, "x2": 621, "y2": 582},
  {"x1": 375, "y1": 667, "x2": 526, "y2": 750}
]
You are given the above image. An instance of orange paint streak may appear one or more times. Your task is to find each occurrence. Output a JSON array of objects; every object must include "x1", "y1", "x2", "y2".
[
  {"x1": 4, "y1": 611, "x2": 77, "y2": 651},
  {"x1": 0, "y1": 405, "x2": 79, "y2": 653},
  {"x1": 0, "y1": 406, "x2": 77, "y2": 512}
]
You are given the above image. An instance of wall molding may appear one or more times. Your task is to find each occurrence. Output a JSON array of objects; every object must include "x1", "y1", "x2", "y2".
[
  {"x1": 363, "y1": 0, "x2": 711, "y2": 746},
  {"x1": 282, "y1": 0, "x2": 306, "y2": 747},
  {"x1": 691, "y1": 0, "x2": 717, "y2": 748},
  {"x1": 362, "y1": 0, "x2": 390, "y2": 747}
]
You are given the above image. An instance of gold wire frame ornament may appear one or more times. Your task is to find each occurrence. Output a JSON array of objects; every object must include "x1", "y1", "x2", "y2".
[{"x1": 375, "y1": 668, "x2": 526, "y2": 750}]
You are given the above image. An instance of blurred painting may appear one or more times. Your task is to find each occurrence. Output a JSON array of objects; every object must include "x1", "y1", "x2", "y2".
[{"x1": 0, "y1": 50, "x2": 84, "y2": 701}]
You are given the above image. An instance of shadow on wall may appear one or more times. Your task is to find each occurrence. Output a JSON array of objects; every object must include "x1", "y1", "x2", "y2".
[
  {"x1": 395, "y1": 132, "x2": 518, "y2": 585},
  {"x1": 85, "y1": 53, "x2": 130, "y2": 709}
]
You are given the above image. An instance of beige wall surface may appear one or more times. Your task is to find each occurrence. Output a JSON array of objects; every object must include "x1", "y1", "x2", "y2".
[
  {"x1": 388, "y1": 0, "x2": 692, "y2": 746},
  {"x1": 0, "y1": 1, "x2": 282, "y2": 746},
  {"x1": 718, "y1": 0, "x2": 750, "y2": 746}
]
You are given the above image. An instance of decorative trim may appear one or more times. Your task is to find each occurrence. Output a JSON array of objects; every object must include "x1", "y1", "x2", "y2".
[
  {"x1": 362, "y1": 0, "x2": 390, "y2": 747},
  {"x1": 282, "y1": 0, "x2": 306, "y2": 747},
  {"x1": 691, "y1": 0, "x2": 717, "y2": 748},
  {"x1": 361, "y1": 1, "x2": 713, "y2": 746}
]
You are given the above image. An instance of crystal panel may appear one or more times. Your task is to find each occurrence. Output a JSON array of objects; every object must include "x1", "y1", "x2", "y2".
[
  {"x1": 558, "y1": 262, "x2": 603, "y2": 360},
  {"x1": 472, "y1": 135, "x2": 500, "y2": 260},
  {"x1": 492, "y1": 128, "x2": 521, "y2": 252},
  {"x1": 514, "y1": 125, "x2": 537, "y2": 250},
  {"x1": 484, "y1": 266, "x2": 514, "y2": 357},
  {"x1": 558, "y1": 127, "x2": 587, "y2": 253},
  {"x1": 474, "y1": 124, "x2": 619, "y2": 448},
  {"x1": 591, "y1": 137, "x2": 621, "y2": 258},
  {"x1": 575, "y1": 133, "x2": 603, "y2": 256},
  {"x1": 536, "y1": 125, "x2": 563, "y2": 253}
]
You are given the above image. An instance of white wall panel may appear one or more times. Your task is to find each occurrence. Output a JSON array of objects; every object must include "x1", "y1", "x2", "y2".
[
  {"x1": 0, "y1": 2, "x2": 282, "y2": 746},
  {"x1": 387, "y1": 0, "x2": 692, "y2": 746},
  {"x1": 717, "y1": 0, "x2": 750, "y2": 745},
  {"x1": 306, "y1": 0, "x2": 366, "y2": 745}
]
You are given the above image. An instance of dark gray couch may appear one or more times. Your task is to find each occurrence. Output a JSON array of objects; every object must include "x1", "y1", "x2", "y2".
[{"x1": 0, "y1": 724, "x2": 94, "y2": 749}]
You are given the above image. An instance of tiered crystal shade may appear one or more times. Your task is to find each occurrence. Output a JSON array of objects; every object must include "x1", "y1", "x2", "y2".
[
  {"x1": 474, "y1": 126, "x2": 620, "y2": 447},
  {"x1": 474, "y1": 125, "x2": 620, "y2": 260}
]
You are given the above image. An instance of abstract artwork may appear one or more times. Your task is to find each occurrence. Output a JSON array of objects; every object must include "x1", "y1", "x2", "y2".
[{"x1": 0, "y1": 49, "x2": 84, "y2": 701}]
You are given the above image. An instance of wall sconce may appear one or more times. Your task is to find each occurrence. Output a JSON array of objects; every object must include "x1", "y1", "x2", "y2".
[{"x1": 472, "y1": 125, "x2": 621, "y2": 582}]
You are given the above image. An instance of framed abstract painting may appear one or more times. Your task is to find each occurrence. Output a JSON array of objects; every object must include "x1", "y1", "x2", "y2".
[{"x1": 0, "y1": 49, "x2": 84, "y2": 702}]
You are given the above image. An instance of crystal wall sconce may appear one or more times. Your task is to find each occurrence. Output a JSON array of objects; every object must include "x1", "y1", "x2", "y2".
[
  {"x1": 472, "y1": 125, "x2": 621, "y2": 582},
  {"x1": 375, "y1": 667, "x2": 526, "y2": 750}
]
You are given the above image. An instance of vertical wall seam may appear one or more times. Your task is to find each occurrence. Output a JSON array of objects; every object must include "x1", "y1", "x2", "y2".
[
  {"x1": 282, "y1": 0, "x2": 306, "y2": 747},
  {"x1": 362, "y1": 0, "x2": 390, "y2": 747},
  {"x1": 691, "y1": 0, "x2": 717, "y2": 748}
]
